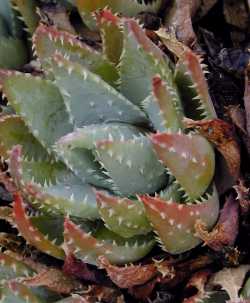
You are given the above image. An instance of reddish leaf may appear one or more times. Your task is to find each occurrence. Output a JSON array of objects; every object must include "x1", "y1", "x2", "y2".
[
  {"x1": 124, "y1": 18, "x2": 165, "y2": 62},
  {"x1": 140, "y1": 188, "x2": 219, "y2": 254},
  {"x1": 13, "y1": 192, "x2": 65, "y2": 259},
  {"x1": 150, "y1": 131, "x2": 215, "y2": 199},
  {"x1": 98, "y1": 256, "x2": 157, "y2": 288},
  {"x1": 195, "y1": 195, "x2": 239, "y2": 251},
  {"x1": 184, "y1": 118, "x2": 241, "y2": 178},
  {"x1": 95, "y1": 9, "x2": 123, "y2": 65}
]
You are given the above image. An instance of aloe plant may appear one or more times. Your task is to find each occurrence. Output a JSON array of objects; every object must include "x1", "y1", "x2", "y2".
[{"x1": 0, "y1": 3, "x2": 221, "y2": 302}]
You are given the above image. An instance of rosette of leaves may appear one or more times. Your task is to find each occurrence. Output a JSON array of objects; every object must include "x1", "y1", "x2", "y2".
[{"x1": 0, "y1": 7, "x2": 220, "y2": 276}]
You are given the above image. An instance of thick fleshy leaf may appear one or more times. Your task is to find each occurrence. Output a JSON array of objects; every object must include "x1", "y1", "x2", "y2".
[
  {"x1": 175, "y1": 49, "x2": 216, "y2": 119},
  {"x1": 50, "y1": 54, "x2": 148, "y2": 127},
  {"x1": 3, "y1": 74, "x2": 73, "y2": 151},
  {"x1": 0, "y1": 115, "x2": 48, "y2": 161},
  {"x1": 0, "y1": 37, "x2": 27, "y2": 69},
  {"x1": 55, "y1": 123, "x2": 142, "y2": 189},
  {"x1": 119, "y1": 18, "x2": 171, "y2": 106},
  {"x1": 33, "y1": 24, "x2": 119, "y2": 87},
  {"x1": 57, "y1": 123, "x2": 142, "y2": 150},
  {"x1": 13, "y1": 193, "x2": 65, "y2": 259},
  {"x1": 96, "y1": 9, "x2": 123, "y2": 65},
  {"x1": 11, "y1": 0, "x2": 39, "y2": 34},
  {"x1": 151, "y1": 132, "x2": 215, "y2": 200},
  {"x1": 95, "y1": 137, "x2": 167, "y2": 196},
  {"x1": 25, "y1": 176, "x2": 99, "y2": 220},
  {"x1": 159, "y1": 182, "x2": 182, "y2": 201},
  {"x1": 64, "y1": 218, "x2": 155, "y2": 265},
  {"x1": 140, "y1": 187, "x2": 220, "y2": 254},
  {"x1": 142, "y1": 75, "x2": 183, "y2": 132},
  {"x1": 76, "y1": 0, "x2": 162, "y2": 30},
  {"x1": 54, "y1": 145, "x2": 109, "y2": 189},
  {"x1": 96, "y1": 191, "x2": 151, "y2": 238},
  {"x1": 98, "y1": 256, "x2": 157, "y2": 288},
  {"x1": 8, "y1": 145, "x2": 67, "y2": 188}
]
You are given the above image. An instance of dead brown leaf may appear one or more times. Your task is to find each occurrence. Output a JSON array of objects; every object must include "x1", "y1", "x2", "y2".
[
  {"x1": 63, "y1": 254, "x2": 100, "y2": 284},
  {"x1": 195, "y1": 194, "x2": 239, "y2": 251},
  {"x1": 234, "y1": 179, "x2": 250, "y2": 214},
  {"x1": 184, "y1": 118, "x2": 241, "y2": 178},
  {"x1": 183, "y1": 270, "x2": 211, "y2": 303},
  {"x1": 84, "y1": 285, "x2": 122, "y2": 303},
  {"x1": 20, "y1": 268, "x2": 83, "y2": 294},
  {"x1": 208, "y1": 265, "x2": 250, "y2": 301},
  {"x1": 227, "y1": 105, "x2": 247, "y2": 135},
  {"x1": 244, "y1": 71, "x2": 250, "y2": 136},
  {"x1": 163, "y1": 0, "x2": 217, "y2": 47},
  {"x1": 98, "y1": 256, "x2": 157, "y2": 289}
]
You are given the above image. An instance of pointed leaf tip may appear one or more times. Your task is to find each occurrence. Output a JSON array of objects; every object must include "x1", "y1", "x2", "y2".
[
  {"x1": 151, "y1": 132, "x2": 215, "y2": 199},
  {"x1": 96, "y1": 190, "x2": 151, "y2": 238},
  {"x1": 140, "y1": 188, "x2": 219, "y2": 254}
]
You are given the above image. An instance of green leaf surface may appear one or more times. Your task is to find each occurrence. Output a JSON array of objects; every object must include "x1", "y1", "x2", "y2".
[
  {"x1": 64, "y1": 218, "x2": 155, "y2": 265},
  {"x1": 0, "y1": 115, "x2": 48, "y2": 161},
  {"x1": 0, "y1": 38, "x2": 27, "y2": 69},
  {"x1": 3, "y1": 74, "x2": 73, "y2": 151},
  {"x1": 151, "y1": 132, "x2": 215, "y2": 200},
  {"x1": 96, "y1": 9, "x2": 123, "y2": 65},
  {"x1": 119, "y1": 18, "x2": 171, "y2": 106},
  {"x1": 76, "y1": 0, "x2": 161, "y2": 30},
  {"x1": 96, "y1": 191, "x2": 151, "y2": 238},
  {"x1": 11, "y1": 0, "x2": 39, "y2": 34},
  {"x1": 50, "y1": 54, "x2": 148, "y2": 127},
  {"x1": 26, "y1": 175, "x2": 99, "y2": 220},
  {"x1": 142, "y1": 75, "x2": 183, "y2": 132},
  {"x1": 33, "y1": 24, "x2": 119, "y2": 87},
  {"x1": 95, "y1": 137, "x2": 167, "y2": 196}
]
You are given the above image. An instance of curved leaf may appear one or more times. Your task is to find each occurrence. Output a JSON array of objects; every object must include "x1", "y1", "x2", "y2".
[
  {"x1": 140, "y1": 186, "x2": 219, "y2": 254},
  {"x1": 64, "y1": 218, "x2": 155, "y2": 265},
  {"x1": 151, "y1": 132, "x2": 215, "y2": 200}
]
